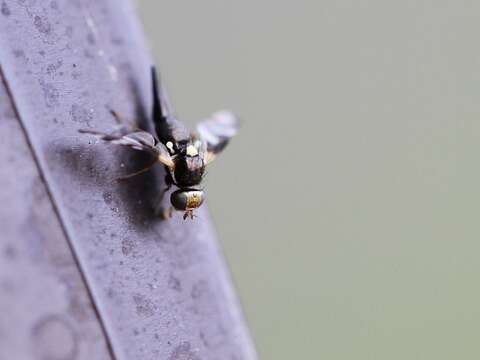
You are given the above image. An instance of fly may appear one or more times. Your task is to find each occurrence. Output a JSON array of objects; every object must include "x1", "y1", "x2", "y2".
[{"x1": 80, "y1": 67, "x2": 239, "y2": 220}]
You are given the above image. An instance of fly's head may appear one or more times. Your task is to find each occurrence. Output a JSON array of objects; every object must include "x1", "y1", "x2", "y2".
[{"x1": 170, "y1": 188, "x2": 205, "y2": 220}]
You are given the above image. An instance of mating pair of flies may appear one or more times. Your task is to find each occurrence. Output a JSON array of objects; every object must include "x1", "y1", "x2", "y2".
[{"x1": 80, "y1": 67, "x2": 239, "y2": 220}]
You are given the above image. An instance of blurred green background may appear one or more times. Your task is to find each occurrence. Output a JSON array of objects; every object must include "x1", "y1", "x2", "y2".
[{"x1": 137, "y1": 1, "x2": 480, "y2": 359}]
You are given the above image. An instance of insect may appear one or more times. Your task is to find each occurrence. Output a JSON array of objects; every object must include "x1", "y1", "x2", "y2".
[{"x1": 80, "y1": 67, "x2": 239, "y2": 220}]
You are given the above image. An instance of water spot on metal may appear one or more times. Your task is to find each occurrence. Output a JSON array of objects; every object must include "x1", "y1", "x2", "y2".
[
  {"x1": 191, "y1": 280, "x2": 208, "y2": 299},
  {"x1": 102, "y1": 191, "x2": 113, "y2": 205},
  {"x1": 168, "y1": 274, "x2": 182, "y2": 291},
  {"x1": 168, "y1": 342, "x2": 200, "y2": 360},
  {"x1": 39, "y1": 81, "x2": 60, "y2": 107},
  {"x1": 34, "y1": 16, "x2": 52, "y2": 35},
  {"x1": 87, "y1": 32, "x2": 96, "y2": 45},
  {"x1": 147, "y1": 282, "x2": 157, "y2": 290},
  {"x1": 1, "y1": 1, "x2": 10, "y2": 16},
  {"x1": 121, "y1": 239, "x2": 135, "y2": 256},
  {"x1": 199, "y1": 322, "x2": 228, "y2": 350},
  {"x1": 70, "y1": 104, "x2": 93, "y2": 126},
  {"x1": 13, "y1": 49, "x2": 25, "y2": 58},
  {"x1": 46, "y1": 60, "x2": 63, "y2": 76},
  {"x1": 31, "y1": 315, "x2": 78, "y2": 360},
  {"x1": 71, "y1": 70, "x2": 81, "y2": 79},
  {"x1": 65, "y1": 25, "x2": 73, "y2": 38},
  {"x1": 84, "y1": 48, "x2": 94, "y2": 58},
  {"x1": 3, "y1": 244, "x2": 17, "y2": 259},
  {"x1": 132, "y1": 293, "x2": 157, "y2": 318},
  {"x1": 106, "y1": 287, "x2": 115, "y2": 299},
  {"x1": 66, "y1": 288, "x2": 93, "y2": 322},
  {"x1": 111, "y1": 36, "x2": 124, "y2": 46},
  {"x1": 49, "y1": 0, "x2": 58, "y2": 10}
]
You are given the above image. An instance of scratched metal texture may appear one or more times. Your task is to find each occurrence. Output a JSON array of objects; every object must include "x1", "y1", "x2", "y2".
[
  {"x1": 0, "y1": 72, "x2": 113, "y2": 360},
  {"x1": 0, "y1": 1, "x2": 256, "y2": 359}
]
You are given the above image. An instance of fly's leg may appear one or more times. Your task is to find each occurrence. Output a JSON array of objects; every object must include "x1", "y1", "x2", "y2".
[
  {"x1": 158, "y1": 174, "x2": 173, "y2": 202},
  {"x1": 116, "y1": 158, "x2": 157, "y2": 181},
  {"x1": 110, "y1": 109, "x2": 138, "y2": 130},
  {"x1": 183, "y1": 210, "x2": 195, "y2": 220},
  {"x1": 154, "y1": 174, "x2": 174, "y2": 218},
  {"x1": 110, "y1": 109, "x2": 126, "y2": 125},
  {"x1": 160, "y1": 206, "x2": 175, "y2": 220},
  {"x1": 109, "y1": 109, "x2": 149, "y2": 137}
]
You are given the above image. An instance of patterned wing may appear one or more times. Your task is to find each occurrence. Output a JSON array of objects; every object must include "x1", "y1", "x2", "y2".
[
  {"x1": 196, "y1": 110, "x2": 239, "y2": 163},
  {"x1": 79, "y1": 127, "x2": 173, "y2": 167},
  {"x1": 151, "y1": 66, "x2": 190, "y2": 144}
]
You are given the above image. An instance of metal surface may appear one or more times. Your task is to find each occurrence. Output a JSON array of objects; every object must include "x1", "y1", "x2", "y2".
[
  {"x1": 0, "y1": 69, "x2": 112, "y2": 360},
  {"x1": 0, "y1": 0, "x2": 256, "y2": 359}
]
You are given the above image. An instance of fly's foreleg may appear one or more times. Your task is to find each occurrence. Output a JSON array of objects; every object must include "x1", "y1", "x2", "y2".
[{"x1": 154, "y1": 174, "x2": 174, "y2": 218}]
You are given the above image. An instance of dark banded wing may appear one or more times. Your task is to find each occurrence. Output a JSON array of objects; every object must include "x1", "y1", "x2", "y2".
[
  {"x1": 196, "y1": 110, "x2": 239, "y2": 163},
  {"x1": 151, "y1": 66, "x2": 190, "y2": 144},
  {"x1": 79, "y1": 127, "x2": 174, "y2": 168}
]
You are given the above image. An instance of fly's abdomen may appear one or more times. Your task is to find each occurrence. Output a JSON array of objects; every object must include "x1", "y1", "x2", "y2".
[{"x1": 171, "y1": 189, "x2": 204, "y2": 210}]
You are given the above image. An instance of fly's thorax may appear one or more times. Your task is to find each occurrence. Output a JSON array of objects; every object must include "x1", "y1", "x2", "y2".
[
  {"x1": 163, "y1": 137, "x2": 207, "y2": 187},
  {"x1": 170, "y1": 189, "x2": 205, "y2": 210},
  {"x1": 172, "y1": 154, "x2": 205, "y2": 187}
]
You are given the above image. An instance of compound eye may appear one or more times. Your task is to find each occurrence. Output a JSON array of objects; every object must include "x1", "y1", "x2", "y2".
[{"x1": 170, "y1": 189, "x2": 204, "y2": 210}]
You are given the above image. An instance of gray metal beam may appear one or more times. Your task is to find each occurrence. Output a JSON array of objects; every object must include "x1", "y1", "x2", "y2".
[
  {"x1": 0, "y1": 65, "x2": 113, "y2": 360},
  {"x1": 0, "y1": 0, "x2": 256, "y2": 359}
]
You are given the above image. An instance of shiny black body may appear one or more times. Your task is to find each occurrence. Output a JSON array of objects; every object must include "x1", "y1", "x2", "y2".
[
  {"x1": 80, "y1": 67, "x2": 238, "y2": 219},
  {"x1": 173, "y1": 155, "x2": 204, "y2": 187}
]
